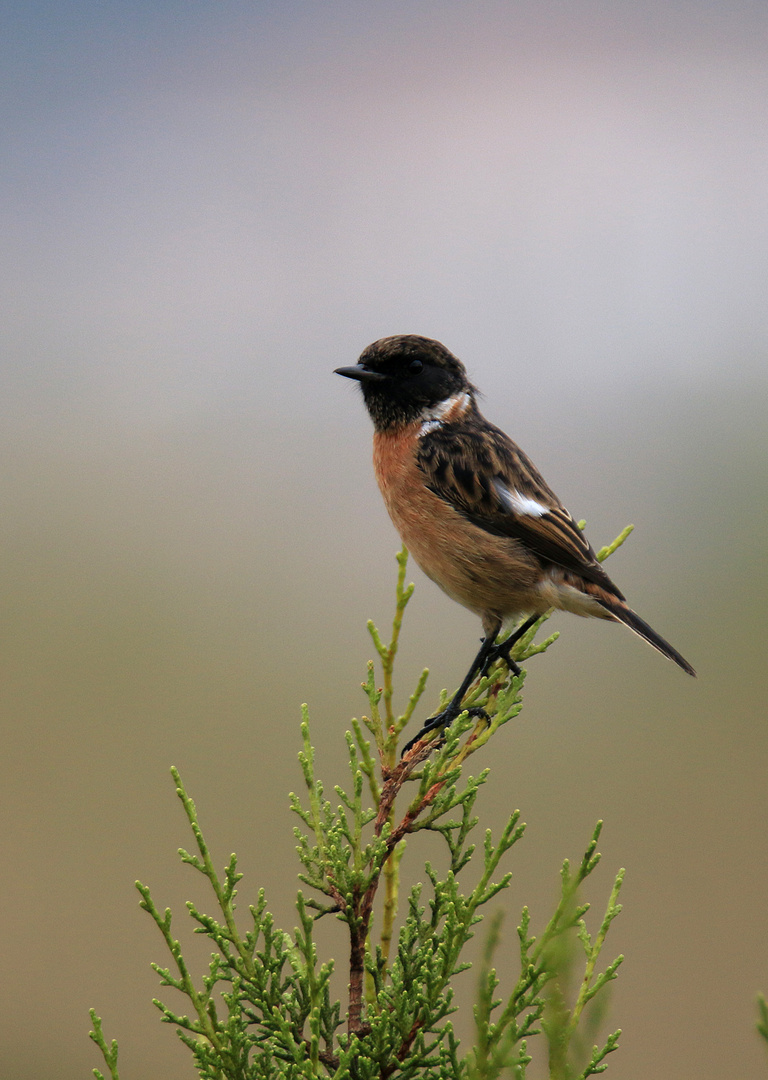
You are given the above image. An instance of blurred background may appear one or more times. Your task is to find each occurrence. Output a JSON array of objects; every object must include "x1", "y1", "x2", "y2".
[{"x1": 1, "y1": 1, "x2": 766, "y2": 1077}]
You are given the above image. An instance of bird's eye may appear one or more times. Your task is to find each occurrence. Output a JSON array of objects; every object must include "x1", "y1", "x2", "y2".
[{"x1": 408, "y1": 359, "x2": 424, "y2": 375}]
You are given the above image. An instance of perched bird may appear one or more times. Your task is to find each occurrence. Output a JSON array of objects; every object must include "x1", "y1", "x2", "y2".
[{"x1": 335, "y1": 335, "x2": 695, "y2": 751}]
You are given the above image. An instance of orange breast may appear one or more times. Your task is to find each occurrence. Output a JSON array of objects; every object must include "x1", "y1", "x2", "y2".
[{"x1": 372, "y1": 426, "x2": 544, "y2": 628}]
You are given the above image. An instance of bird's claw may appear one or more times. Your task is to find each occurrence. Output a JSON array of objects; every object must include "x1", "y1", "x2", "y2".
[
  {"x1": 481, "y1": 639, "x2": 522, "y2": 679},
  {"x1": 401, "y1": 704, "x2": 490, "y2": 757}
]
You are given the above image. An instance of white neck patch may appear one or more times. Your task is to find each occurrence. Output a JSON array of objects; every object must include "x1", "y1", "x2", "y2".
[{"x1": 418, "y1": 391, "x2": 471, "y2": 435}]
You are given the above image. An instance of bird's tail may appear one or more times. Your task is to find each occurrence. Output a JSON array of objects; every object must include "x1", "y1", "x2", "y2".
[{"x1": 596, "y1": 599, "x2": 696, "y2": 677}]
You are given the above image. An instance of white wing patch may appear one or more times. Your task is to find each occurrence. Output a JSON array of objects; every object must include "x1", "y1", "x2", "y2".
[{"x1": 492, "y1": 478, "x2": 549, "y2": 518}]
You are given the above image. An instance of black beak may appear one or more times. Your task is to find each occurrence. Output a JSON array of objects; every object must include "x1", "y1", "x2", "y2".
[{"x1": 334, "y1": 364, "x2": 386, "y2": 383}]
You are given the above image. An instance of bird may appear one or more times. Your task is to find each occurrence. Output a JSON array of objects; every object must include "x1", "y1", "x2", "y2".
[{"x1": 335, "y1": 334, "x2": 695, "y2": 752}]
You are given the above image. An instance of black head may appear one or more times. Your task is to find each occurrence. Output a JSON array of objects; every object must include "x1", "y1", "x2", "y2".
[{"x1": 334, "y1": 335, "x2": 474, "y2": 430}]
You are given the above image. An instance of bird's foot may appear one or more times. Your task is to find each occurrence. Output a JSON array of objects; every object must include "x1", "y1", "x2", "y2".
[
  {"x1": 401, "y1": 704, "x2": 489, "y2": 757},
  {"x1": 480, "y1": 637, "x2": 522, "y2": 680}
]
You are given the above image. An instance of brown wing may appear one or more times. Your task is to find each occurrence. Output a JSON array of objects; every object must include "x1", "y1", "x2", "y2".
[{"x1": 416, "y1": 414, "x2": 625, "y2": 599}]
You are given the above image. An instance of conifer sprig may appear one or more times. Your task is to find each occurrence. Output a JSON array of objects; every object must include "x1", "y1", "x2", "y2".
[
  {"x1": 757, "y1": 994, "x2": 768, "y2": 1049},
  {"x1": 91, "y1": 537, "x2": 637, "y2": 1079}
]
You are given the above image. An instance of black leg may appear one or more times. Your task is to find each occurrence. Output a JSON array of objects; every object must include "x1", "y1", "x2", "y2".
[
  {"x1": 480, "y1": 613, "x2": 540, "y2": 677},
  {"x1": 402, "y1": 619, "x2": 506, "y2": 756},
  {"x1": 401, "y1": 614, "x2": 541, "y2": 757},
  {"x1": 401, "y1": 625, "x2": 499, "y2": 756}
]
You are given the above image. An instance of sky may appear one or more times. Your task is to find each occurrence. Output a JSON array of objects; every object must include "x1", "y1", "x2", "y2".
[{"x1": 1, "y1": 3, "x2": 767, "y2": 1079}]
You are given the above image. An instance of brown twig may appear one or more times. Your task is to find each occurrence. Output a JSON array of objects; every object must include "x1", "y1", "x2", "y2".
[{"x1": 347, "y1": 742, "x2": 456, "y2": 1036}]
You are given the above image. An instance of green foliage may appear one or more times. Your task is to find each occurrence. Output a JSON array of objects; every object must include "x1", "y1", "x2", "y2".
[
  {"x1": 89, "y1": 1010, "x2": 119, "y2": 1080},
  {"x1": 758, "y1": 994, "x2": 768, "y2": 1050},
  {"x1": 90, "y1": 540, "x2": 634, "y2": 1079}
]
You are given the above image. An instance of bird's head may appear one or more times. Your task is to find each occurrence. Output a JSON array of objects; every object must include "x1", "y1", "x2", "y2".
[{"x1": 335, "y1": 335, "x2": 475, "y2": 431}]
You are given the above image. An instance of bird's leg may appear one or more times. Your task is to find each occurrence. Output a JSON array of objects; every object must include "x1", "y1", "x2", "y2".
[
  {"x1": 401, "y1": 614, "x2": 540, "y2": 757},
  {"x1": 401, "y1": 619, "x2": 503, "y2": 756},
  {"x1": 479, "y1": 613, "x2": 540, "y2": 678}
]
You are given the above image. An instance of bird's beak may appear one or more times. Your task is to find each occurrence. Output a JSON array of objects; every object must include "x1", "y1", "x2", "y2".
[{"x1": 334, "y1": 364, "x2": 386, "y2": 383}]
